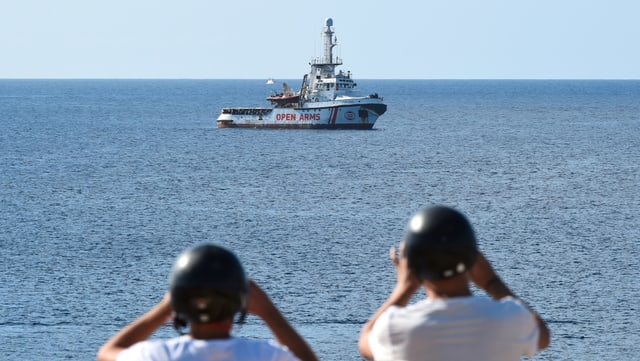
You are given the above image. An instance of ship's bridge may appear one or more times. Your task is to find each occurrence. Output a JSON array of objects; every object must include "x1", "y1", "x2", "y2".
[{"x1": 313, "y1": 70, "x2": 356, "y2": 89}]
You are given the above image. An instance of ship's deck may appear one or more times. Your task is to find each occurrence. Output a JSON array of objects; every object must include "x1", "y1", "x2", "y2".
[{"x1": 220, "y1": 108, "x2": 273, "y2": 115}]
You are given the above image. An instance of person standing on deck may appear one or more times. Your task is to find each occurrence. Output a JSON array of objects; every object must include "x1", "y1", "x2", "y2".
[
  {"x1": 98, "y1": 244, "x2": 318, "y2": 361},
  {"x1": 359, "y1": 206, "x2": 550, "y2": 361}
]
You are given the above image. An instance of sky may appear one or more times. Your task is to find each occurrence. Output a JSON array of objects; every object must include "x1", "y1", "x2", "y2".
[{"x1": 1, "y1": 0, "x2": 639, "y2": 79}]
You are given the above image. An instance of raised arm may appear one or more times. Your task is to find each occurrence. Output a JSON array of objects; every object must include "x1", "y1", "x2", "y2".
[
  {"x1": 247, "y1": 280, "x2": 318, "y2": 361},
  {"x1": 358, "y1": 245, "x2": 422, "y2": 360},
  {"x1": 97, "y1": 293, "x2": 173, "y2": 361},
  {"x1": 470, "y1": 252, "x2": 551, "y2": 350}
]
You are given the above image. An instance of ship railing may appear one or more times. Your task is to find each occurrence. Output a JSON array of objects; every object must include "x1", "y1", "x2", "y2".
[
  {"x1": 309, "y1": 57, "x2": 343, "y2": 66},
  {"x1": 221, "y1": 107, "x2": 273, "y2": 115}
]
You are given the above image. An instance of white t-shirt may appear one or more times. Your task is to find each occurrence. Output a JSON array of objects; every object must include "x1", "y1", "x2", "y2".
[
  {"x1": 369, "y1": 296, "x2": 539, "y2": 361},
  {"x1": 117, "y1": 335, "x2": 301, "y2": 361}
]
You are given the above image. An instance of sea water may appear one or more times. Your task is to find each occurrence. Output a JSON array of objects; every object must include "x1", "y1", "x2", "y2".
[{"x1": 1, "y1": 79, "x2": 639, "y2": 360}]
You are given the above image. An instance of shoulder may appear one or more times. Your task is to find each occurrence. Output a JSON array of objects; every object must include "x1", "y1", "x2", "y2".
[
  {"x1": 372, "y1": 304, "x2": 406, "y2": 327},
  {"x1": 497, "y1": 297, "x2": 535, "y2": 319},
  {"x1": 370, "y1": 303, "x2": 429, "y2": 338},
  {"x1": 221, "y1": 338, "x2": 301, "y2": 361},
  {"x1": 118, "y1": 337, "x2": 300, "y2": 361},
  {"x1": 464, "y1": 296, "x2": 534, "y2": 319},
  {"x1": 116, "y1": 339, "x2": 171, "y2": 361},
  {"x1": 470, "y1": 296, "x2": 538, "y2": 338}
]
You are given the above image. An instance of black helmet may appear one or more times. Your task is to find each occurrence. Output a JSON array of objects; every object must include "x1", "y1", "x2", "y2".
[
  {"x1": 169, "y1": 244, "x2": 249, "y2": 325},
  {"x1": 403, "y1": 206, "x2": 478, "y2": 280}
]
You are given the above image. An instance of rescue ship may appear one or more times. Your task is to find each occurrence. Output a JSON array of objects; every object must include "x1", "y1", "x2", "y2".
[{"x1": 217, "y1": 18, "x2": 387, "y2": 129}]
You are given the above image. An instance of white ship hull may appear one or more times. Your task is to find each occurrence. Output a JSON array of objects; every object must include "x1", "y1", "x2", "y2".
[{"x1": 217, "y1": 97, "x2": 386, "y2": 129}]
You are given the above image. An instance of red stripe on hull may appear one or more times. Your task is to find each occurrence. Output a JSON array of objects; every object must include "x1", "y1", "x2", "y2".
[{"x1": 329, "y1": 108, "x2": 338, "y2": 125}]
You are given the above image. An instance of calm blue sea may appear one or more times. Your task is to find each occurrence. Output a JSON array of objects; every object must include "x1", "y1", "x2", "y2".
[{"x1": 1, "y1": 79, "x2": 639, "y2": 360}]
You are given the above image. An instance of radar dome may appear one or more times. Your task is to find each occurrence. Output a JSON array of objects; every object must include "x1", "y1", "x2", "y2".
[{"x1": 325, "y1": 18, "x2": 333, "y2": 27}]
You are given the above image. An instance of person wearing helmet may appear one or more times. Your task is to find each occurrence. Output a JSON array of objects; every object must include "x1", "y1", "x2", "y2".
[
  {"x1": 98, "y1": 244, "x2": 318, "y2": 361},
  {"x1": 358, "y1": 206, "x2": 550, "y2": 361}
]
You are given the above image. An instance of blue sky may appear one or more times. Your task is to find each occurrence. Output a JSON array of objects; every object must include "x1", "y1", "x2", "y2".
[{"x1": 2, "y1": 0, "x2": 639, "y2": 79}]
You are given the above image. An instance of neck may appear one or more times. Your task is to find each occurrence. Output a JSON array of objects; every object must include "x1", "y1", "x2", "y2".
[
  {"x1": 190, "y1": 319, "x2": 233, "y2": 340},
  {"x1": 424, "y1": 274, "x2": 472, "y2": 299}
]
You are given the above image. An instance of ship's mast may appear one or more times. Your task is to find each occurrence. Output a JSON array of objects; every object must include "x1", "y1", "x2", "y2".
[
  {"x1": 309, "y1": 18, "x2": 342, "y2": 78},
  {"x1": 323, "y1": 18, "x2": 337, "y2": 65},
  {"x1": 302, "y1": 18, "x2": 345, "y2": 102}
]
